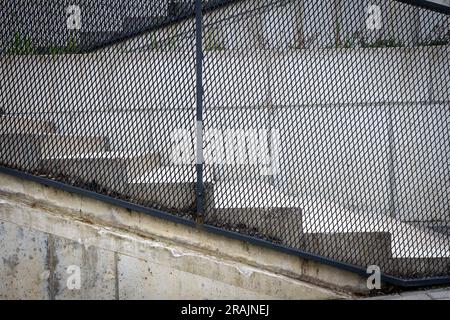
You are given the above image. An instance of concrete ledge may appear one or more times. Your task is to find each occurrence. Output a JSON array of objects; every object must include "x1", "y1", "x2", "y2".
[{"x1": 0, "y1": 171, "x2": 368, "y2": 296}]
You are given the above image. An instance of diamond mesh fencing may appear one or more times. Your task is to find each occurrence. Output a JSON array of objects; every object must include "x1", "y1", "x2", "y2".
[
  {"x1": 1, "y1": 0, "x2": 200, "y2": 217},
  {"x1": 0, "y1": 0, "x2": 449, "y2": 283}
]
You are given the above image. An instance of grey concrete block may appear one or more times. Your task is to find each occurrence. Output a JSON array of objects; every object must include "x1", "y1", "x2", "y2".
[
  {"x1": 116, "y1": 254, "x2": 267, "y2": 300},
  {"x1": 130, "y1": 182, "x2": 197, "y2": 211},
  {"x1": 204, "y1": 52, "x2": 269, "y2": 107},
  {"x1": 0, "y1": 116, "x2": 56, "y2": 134},
  {"x1": 431, "y1": 46, "x2": 450, "y2": 102},
  {"x1": 0, "y1": 134, "x2": 45, "y2": 170},
  {"x1": 210, "y1": 164, "x2": 274, "y2": 183},
  {"x1": 205, "y1": 208, "x2": 303, "y2": 247},
  {"x1": 271, "y1": 48, "x2": 431, "y2": 106},
  {"x1": 0, "y1": 133, "x2": 109, "y2": 171},
  {"x1": 40, "y1": 134, "x2": 110, "y2": 157},
  {"x1": 383, "y1": 257, "x2": 450, "y2": 278},
  {"x1": 116, "y1": 250, "x2": 338, "y2": 300},
  {"x1": 0, "y1": 219, "x2": 117, "y2": 300},
  {"x1": 116, "y1": 255, "x2": 155, "y2": 300},
  {"x1": 128, "y1": 165, "x2": 215, "y2": 211},
  {"x1": 299, "y1": 232, "x2": 392, "y2": 269}
]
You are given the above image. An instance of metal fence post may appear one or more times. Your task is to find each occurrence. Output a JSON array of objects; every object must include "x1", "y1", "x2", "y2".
[{"x1": 195, "y1": 0, "x2": 205, "y2": 221}]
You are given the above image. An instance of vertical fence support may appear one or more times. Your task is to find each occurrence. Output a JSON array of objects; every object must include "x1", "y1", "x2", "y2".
[
  {"x1": 388, "y1": 105, "x2": 396, "y2": 218},
  {"x1": 195, "y1": 0, "x2": 205, "y2": 222}
]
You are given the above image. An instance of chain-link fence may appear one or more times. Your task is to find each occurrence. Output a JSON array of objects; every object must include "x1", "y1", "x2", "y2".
[{"x1": 0, "y1": 0, "x2": 449, "y2": 285}]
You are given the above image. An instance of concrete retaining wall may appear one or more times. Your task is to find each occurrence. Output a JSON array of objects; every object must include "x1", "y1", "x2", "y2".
[{"x1": 0, "y1": 172, "x2": 365, "y2": 299}]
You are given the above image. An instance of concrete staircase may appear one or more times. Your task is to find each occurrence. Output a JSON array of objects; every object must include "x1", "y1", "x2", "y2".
[
  {"x1": 1, "y1": 114, "x2": 449, "y2": 278},
  {"x1": 207, "y1": 179, "x2": 450, "y2": 276}
]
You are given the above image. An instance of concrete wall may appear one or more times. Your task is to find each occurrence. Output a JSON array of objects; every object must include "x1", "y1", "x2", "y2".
[
  {"x1": 1, "y1": 46, "x2": 449, "y2": 221},
  {"x1": 2, "y1": 47, "x2": 447, "y2": 112},
  {"x1": 271, "y1": 47, "x2": 449, "y2": 221},
  {"x1": 0, "y1": 172, "x2": 366, "y2": 299}
]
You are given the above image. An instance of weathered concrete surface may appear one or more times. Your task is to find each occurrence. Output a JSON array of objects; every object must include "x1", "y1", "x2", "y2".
[{"x1": 0, "y1": 172, "x2": 365, "y2": 299}]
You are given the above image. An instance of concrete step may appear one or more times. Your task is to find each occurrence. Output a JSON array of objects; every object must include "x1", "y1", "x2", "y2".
[
  {"x1": 0, "y1": 133, "x2": 109, "y2": 170},
  {"x1": 207, "y1": 200, "x2": 450, "y2": 276},
  {"x1": 299, "y1": 203, "x2": 450, "y2": 276},
  {"x1": 301, "y1": 199, "x2": 450, "y2": 258},
  {"x1": 299, "y1": 232, "x2": 392, "y2": 269},
  {"x1": 207, "y1": 181, "x2": 391, "y2": 263},
  {"x1": 0, "y1": 116, "x2": 56, "y2": 134},
  {"x1": 209, "y1": 163, "x2": 275, "y2": 183},
  {"x1": 206, "y1": 180, "x2": 450, "y2": 272},
  {"x1": 40, "y1": 151, "x2": 161, "y2": 195},
  {"x1": 127, "y1": 164, "x2": 261, "y2": 211},
  {"x1": 129, "y1": 165, "x2": 214, "y2": 211},
  {"x1": 382, "y1": 257, "x2": 450, "y2": 278},
  {"x1": 205, "y1": 181, "x2": 301, "y2": 244},
  {"x1": 206, "y1": 207, "x2": 303, "y2": 245}
]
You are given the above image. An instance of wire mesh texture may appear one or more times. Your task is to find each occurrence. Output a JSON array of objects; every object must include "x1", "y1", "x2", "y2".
[{"x1": 0, "y1": 0, "x2": 449, "y2": 282}]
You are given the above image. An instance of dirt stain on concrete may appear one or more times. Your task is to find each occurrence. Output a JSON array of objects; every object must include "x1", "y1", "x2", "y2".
[
  {"x1": 46, "y1": 235, "x2": 60, "y2": 300},
  {"x1": 2, "y1": 254, "x2": 19, "y2": 276}
]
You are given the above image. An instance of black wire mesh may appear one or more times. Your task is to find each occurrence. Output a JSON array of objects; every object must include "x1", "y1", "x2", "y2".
[
  {"x1": 0, "y1": 0, "x2": 199, "y2": 217},
  {"x1": 0, "y1": 0, "x2": 449, "y2": 281}
]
